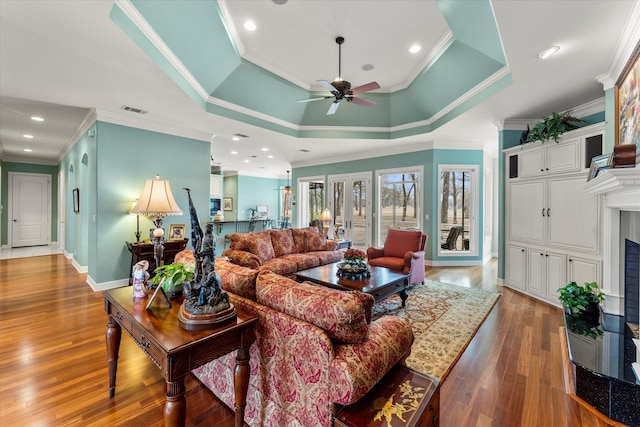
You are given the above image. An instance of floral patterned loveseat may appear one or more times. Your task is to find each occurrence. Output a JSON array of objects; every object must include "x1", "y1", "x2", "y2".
[
  {"x1": 191, "y1": 265, "x2": 414, "y2": 427},
  {"x1": 221, "y1": 227, "x2": 343, "y2": 276}
]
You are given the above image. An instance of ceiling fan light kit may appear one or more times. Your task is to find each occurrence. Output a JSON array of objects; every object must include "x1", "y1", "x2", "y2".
[{"x1": 297, "y1": 36, "x2": 380, "y2": 115}]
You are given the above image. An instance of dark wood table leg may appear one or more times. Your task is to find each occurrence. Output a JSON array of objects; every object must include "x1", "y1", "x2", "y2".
[
  {"x1": 106, "y1": 315, "x2": 121, "y2": 398},
  {"x1": 234, "y1": 346, "x2": 251, "y2": 427},
  {"x1": 400, "y1": 279, "x2": 409, "y2": 307},
  {"x1": 164, "y1": 379, "x2": 187, "y2": 427}
]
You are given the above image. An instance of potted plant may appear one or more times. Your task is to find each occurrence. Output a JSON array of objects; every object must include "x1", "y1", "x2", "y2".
[
  {"x1": 150, "y1": 262, "x2": 195, "y2": 298},
  {"x1": 557, "y1": 281, "x2": 604, "y2": 317},
  {"x1": 526, "y1": 111, "x2": 585, "y2": 143}
]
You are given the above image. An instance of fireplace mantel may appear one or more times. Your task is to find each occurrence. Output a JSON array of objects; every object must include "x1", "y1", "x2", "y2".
[
  {"x1": 584, "y1": 168, "x2": 640, "y2": 210},
  {"x1": 582, "y1": 167, "x2": 640, "y2": 319}
]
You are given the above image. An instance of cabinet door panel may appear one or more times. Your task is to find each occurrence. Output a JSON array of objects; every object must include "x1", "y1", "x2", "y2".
[
  {"x1": 548, "y1": 176, "x2": 600, "y2": 252},
  {"x1": 546, "y1": 139, "x2": 580, "y2": 174},
  {"x1": 519, "y1": 149, "x2": 545, "y2": 178},
  {"x1": 568, "y1": 256, "x2": 600, "y2": 286},
  {"x1": 506, "y1": 245, "x2": 527, "y2": 290},
  {"x1": 527, "y1": 249, "x2": 546, "y2": 297},
  {"x1": 508, "y1": 181, "x2": 545, "y2": 245},
  {"x1": 546, "y1": 251, "x2": 566, "y2": 301}
]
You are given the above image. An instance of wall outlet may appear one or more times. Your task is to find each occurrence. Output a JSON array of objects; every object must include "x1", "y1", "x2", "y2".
[{"x1": 425, "y1": 214, "x2": 429, "y2": 220}]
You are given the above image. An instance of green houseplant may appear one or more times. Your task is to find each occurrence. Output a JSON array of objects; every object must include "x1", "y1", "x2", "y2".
[
  {"x1": 150, "y1": 262, "x2": 195, "y2": 296},
  {"x1": 526, "y1": 111, "x2": 585, "y2": 143},
  {"x1": 557, "y1": 281, "x2": 604, "y2": 317}
]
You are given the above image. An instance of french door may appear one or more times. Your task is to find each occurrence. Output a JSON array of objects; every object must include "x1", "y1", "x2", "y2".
[{"x1": 328, "y1": 172, "x2": 371, "y2": 248}]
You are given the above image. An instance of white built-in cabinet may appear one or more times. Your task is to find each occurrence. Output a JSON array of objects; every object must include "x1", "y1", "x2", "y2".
[
  {"x1": 504, "y1": 123, "x2": 604, "y2": 306},
  {"x1": 210, "y1": 174, "x2": 222, "y2": 198}
]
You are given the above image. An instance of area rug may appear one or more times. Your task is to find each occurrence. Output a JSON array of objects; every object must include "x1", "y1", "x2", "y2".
[{"x1": 372, "y1": 280, "x2": 500, "y2": 380}]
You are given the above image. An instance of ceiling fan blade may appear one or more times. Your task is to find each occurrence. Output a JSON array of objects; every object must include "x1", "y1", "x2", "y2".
[
  {"x1": 350, "y1": 81, "x2": 380, "y2": 95},
  {"x1": 297, "y1": 96, "x2": 332, "y2": 103},
  {"x1": 348, "y1": 97, "x2": 377, "y2": 108},
  {"x1": 317, "y1": 80, "x2": 337, "y2": 93},
  {"x1": 327, "y1": 101, "x2": 341, "y2": 115}
]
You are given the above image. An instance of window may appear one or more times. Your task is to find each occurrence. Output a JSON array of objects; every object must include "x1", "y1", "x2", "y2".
[
  {"x1": 376, "y1": 167, "x2": 422, "y2": 246},
  {"x1": 437, "y1": 165, "x2": 478, "y2": 255},
  {"x1": 296, "y1": 176, "x2": 325, "y2": 229}
]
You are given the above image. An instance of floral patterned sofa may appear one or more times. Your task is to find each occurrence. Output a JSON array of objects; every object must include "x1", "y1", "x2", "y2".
[
  {"x1": 221, "y1": 227, "x2": 343, "y2": 276},
  {"x1": 191, "y1": 264, "x2": 414, "y2": 427}
]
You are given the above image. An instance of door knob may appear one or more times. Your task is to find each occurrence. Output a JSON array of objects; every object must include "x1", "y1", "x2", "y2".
[{"x1": 13, "y1": 219, "x2": 18, "y2": 222}]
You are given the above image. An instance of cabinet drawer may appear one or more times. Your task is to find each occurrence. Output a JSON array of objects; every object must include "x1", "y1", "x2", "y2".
[
  {"x1": 129, "y1": 323, "x2": 163, "y2": 369},
  {"x1": 108, "y1": 303, "x2": 132, "y2": 334}
]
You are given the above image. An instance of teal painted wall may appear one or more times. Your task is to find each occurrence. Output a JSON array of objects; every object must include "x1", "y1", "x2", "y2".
[
  {"x1": 58, "y1": 121, "x2": 210, "y2": 285},
  {"x1": 0, "y1": 162, "x2": 59, "y2": 246},
  {"x1": 293, "y1": 147, "x2": 485, "y2": 262},
  {"x1": 236, "y1": 175, "x2": 280, "y2": 221}
]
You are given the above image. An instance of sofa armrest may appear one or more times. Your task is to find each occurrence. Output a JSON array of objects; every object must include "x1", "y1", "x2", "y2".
[
  {"x1": 366, "y1": 247, "x2": 384, "y2": 260},
  {"x1": 328, "y1": 316, "x2": 414, "y2": 405},
  {"x1": 221, "y1": 249, "x2": 261, "y2": 269}
]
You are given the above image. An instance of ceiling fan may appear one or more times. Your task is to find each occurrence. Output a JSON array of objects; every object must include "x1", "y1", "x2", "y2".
[{"x1": 297, "y1": 36, "x2": 380, "y2": 115}]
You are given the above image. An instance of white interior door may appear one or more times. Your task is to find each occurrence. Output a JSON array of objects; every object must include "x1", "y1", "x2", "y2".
[
  {"x1": 328, "y1": 172, "x2": 371, "y2": 248},
  {"x1": 10, "y1": 172, "x2": 50, "y2": 247}
]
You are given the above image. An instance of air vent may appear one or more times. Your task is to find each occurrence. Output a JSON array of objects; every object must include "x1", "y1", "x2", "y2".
[
  {"x1": 300, "y1": 149, "x2": 311, "y2": 153},
  {"x1": 121, "y1": 105, "x2": 148, "y2": 114}
]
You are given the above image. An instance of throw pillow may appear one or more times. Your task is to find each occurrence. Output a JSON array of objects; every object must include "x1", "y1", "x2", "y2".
[
  {"x1": 292, "y1": 226, "x2": 319, "y2": 253},
  {"x1": 247, "y1": 231, "x2": 276, "y2": 262},
  {"x1": 305, "y1": 232, "x2": 326, "y2": 252},
  {"x1": 270, "y1": 229, "x2": 295, "y2": 257},
  {"x1": 256, "y1": 272, "x2": 369, "y2": 344},
  {"x1": 227, "y1": 233, "x2": 250, "y2": 251}
]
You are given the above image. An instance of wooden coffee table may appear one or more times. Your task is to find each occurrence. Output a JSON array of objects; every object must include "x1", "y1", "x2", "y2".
[
  {"x1": 295, "y1": 262, "x2": 411, "y2": 306},
  {"x1": 104, "y1": 286, "x2": 257, "y2": 427}
]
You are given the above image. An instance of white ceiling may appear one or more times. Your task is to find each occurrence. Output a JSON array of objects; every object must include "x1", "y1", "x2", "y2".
[{"x1": 0, "y1": 0, "x2": 638, "y2": 178}]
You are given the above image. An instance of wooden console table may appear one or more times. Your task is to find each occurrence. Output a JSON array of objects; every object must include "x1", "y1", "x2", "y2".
[
  {"x1": 104, "y1": 286, "x2": 257, "y2": 427},
  {"x1": 126, "y1": 239, "x2": 188, "y2": 284}
]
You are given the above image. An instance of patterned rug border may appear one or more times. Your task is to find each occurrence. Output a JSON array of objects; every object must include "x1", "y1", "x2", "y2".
[{"x1": 373, "y1": 280, "x2": 501, "y2": 381}]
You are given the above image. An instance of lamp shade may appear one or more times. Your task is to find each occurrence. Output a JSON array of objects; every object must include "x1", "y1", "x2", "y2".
[
  {"x1": 130, "y1": 175, "x2": 183, "y2": 217},
  {"x1": 320, "y1": 208, "x2": 332, "y2": 222}
]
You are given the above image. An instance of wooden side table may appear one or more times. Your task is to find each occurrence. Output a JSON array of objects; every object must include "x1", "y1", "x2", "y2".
[
  {"x1": 333, "y1": 364, "x2": 439, "y2": 427},
  {"x1": 104, "y1": 286, "x2": 256, "y2": 427}
]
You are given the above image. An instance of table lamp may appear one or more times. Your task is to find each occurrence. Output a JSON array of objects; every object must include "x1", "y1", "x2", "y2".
[
  {"x1": 130, "y1": 175, "x2": 183, "y2": 268},
  {"x1": 320, "y1": 208, "x2": 332, "y2": 238}
]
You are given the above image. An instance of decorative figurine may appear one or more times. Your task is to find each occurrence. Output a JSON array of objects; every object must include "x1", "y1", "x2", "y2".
[
  {"x1": 178, "y1": 189, "x2": 235, "y2": 330},
  {"x1": 131, "y1": 260, "x2": 149, "y2": 299}
]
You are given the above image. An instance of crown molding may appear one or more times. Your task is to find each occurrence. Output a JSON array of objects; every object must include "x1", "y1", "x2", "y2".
[
  {"x1": 56, "y1": 109, "x2": 97, "y2": 163},
  {"x1": 95, "y1": 109, "x2": 212, "y2": 142},
  {"x1": 595, "y1": 1, "x2": 640, "y2": 90},
  {"x1": 499, "y1": 97, "x2": 605, "y2": 132}
]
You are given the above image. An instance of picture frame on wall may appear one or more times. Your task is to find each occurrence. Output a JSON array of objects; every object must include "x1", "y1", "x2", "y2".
[
  {"x1": 223, "y1": 197, "x2": 233, "y2": 211},
  {"x1": 168, "y1": 224, "x2": 185, "y2": 240},
  {"x1": 615, "y1": 40, "x2": 640, "y2": 164},
  {"x1": 73, "y1": 188, "x2": 80, "y2": 213}
]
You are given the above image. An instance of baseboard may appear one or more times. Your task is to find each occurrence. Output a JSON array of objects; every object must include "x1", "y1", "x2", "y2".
[
  {"x1": 87, "y1": 276, "x2": 128, "y2": 292},
  {"x1": 425, "y1": 259, "x2": 483, "y2": 267}
]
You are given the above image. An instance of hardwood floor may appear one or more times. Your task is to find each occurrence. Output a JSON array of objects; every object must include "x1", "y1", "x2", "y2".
[{"x1": 0, "y1": 255, "x2": 616, "y2": 426}]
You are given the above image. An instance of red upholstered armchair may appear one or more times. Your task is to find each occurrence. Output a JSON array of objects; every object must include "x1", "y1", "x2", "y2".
[{"x1": 367, "y1": 229, "x2": 427, "y2": 286}]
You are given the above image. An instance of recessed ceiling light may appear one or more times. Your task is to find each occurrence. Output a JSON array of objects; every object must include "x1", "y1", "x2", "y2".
[
  {"x1": 231, "y1": 151, "x2": 238, "y2": 155},
  {"x1": 244, "y1": 20, "x2": 256, "y2": 31},
  {"x1": 268, "y1": 155, "x2": 274, "y2": 159},
  {"x1": 261, "y1": 147, "x2": 269, "y2": 152},
  {"x1": 232, "y1": 136, "x2": 240, "y2": 141},
  {"x1": 244, "y1": 159, "x2": 250, "y2": 163},
  {"x1": 409, "y1": 44, "x2": 421, "y2": 54},
  {"x1": 23, "y1": 148, "x2": 32, "y2": 152},
  {"x1": 31, "y1": 116, "x2": 44, "y2": 122},
  {"x1": 537, "y1": 46, "x2": 560, "y2": 60},
  {"x1": 23, "y1": 134, "x2": 34, "y2": 139}
]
